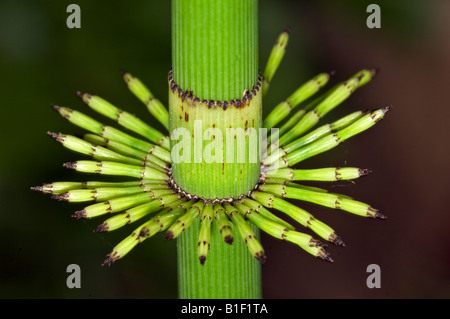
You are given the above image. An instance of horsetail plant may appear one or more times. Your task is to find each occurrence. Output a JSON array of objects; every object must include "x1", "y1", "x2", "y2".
[{"x1": 32, "y1": 0, "x2": 389, "y2": 299}]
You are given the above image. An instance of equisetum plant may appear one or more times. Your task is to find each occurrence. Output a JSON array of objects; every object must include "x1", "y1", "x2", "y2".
[{"x1": 33, "y1": 0, "x2": 389, "y2": 298}]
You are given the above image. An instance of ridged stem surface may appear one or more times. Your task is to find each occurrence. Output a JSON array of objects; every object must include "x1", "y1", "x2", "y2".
[
  {"x1": 172, "y1": 0, "x2": 262, "y2": 299},
  {"x1": 172, "y1": 0, "x2": 258, "y2": 101}
]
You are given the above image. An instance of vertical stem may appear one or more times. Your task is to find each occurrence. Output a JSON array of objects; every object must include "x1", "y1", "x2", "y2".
[
  {"x1": 178, "y1": 218, "x2": 262, "y2": 299},
  {"x1": 171, "y1": 0, "x2": 262, "y2": 298},
  {"x1": 172, "y1": 0, "x2": 258, "y2": 101}
]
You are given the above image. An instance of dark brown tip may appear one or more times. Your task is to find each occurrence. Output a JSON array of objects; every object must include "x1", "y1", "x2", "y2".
[
  {"x1": 370, "y1": 68, "x2": 380, "y2": 76},
  {"x1": 329, "y1": 233, "x2": 346, "y2": 247},
  {"x1": 47, "y1": 131, "x2": 64, "y2": 143},
  {"x1": 63, "y1": 162, "x2": 77, "y2": 169},
  {"x1": 30, "y1": 186, "x2": 43, "y2": 192},
  {"x1": 224, "y1": 235, "x2": 233, "y2": 245},
  {"x1": 323, "y1": 254, "x2": 334, "y2": 263},
  {"x1": 375, "y1": 211, "x2": 388, "y2": 220},
  {"x1": 47, "y1": 131, "x2": 57, "y2": 138},
  {"x1": 359, "y1": 168, "x2": 372, "y2": 177},
  {"x1": 328, "y1": 70, "x2": 336, "y2": 77},
  {"x1": 72, "y1": 210, "x2": 86, "y2": 219},
  {"x1": 382, "y1": 105, "x2": 392, "y2": 114},
  {"x1": 367, "y1": 207, "x2": 387, "y2": 219},
  {"x1": 75, "y1": 91, "x2": 84, "y2": 99},
  {"x1": 52, "y1": 104, "x2": 61, "y2": 111},
  {"x1": 94, "y1": 223, "x2": 109, "y2": 233},
  {"x1": 199, "y1": 255, "x2": 206, "y2": 265},
  {"x1": 318, "y1": 249, "x2": 334, "y2": 263},
  {"x1": 119, "y1": 69, "x2": 127, "y2": 77},
  {"x1": 101, "y1": 256, "x2": 114, "y2": 267},
  {"x1": 164, "y1": 231, "x2": 174, "y2": 240},
  {"x1": 310, "y1": 238, "x2": 327, "y2": 248},
  {"x1": 255, "y1": 251, "x2": 267, "y2": 264},
  {"x1": 283, "y1": 25, "x2": 291, "y2": 34},
  {"x1": 51, "y1": 193, "x2": 69, "y2": 202}
]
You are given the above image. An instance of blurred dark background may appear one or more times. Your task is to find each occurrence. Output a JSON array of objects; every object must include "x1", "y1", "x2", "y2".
[{"x1": 1, "y1": 0, "x2": 449, "y2": 298}]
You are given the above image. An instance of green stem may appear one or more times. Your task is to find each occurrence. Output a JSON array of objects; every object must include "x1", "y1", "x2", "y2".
[
  {"x1": 171, "y1": 0, "x2": 262, "y2": 299},
  {"x1": 172, "y1": 0, "x2": 258, "y2": 101}
]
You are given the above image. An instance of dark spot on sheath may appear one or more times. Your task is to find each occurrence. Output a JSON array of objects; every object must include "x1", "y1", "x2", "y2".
[
  {"x1": 185, "y1": 112, "x2": 189, "y2": 122},
  {"x1": 245, "y1": 120, "x2": 248, "y2": 130},
  {"x1": 138, "y1": 227, "x2": 150, "y2": 238},
  {"x1": 224, "y1": 235, "x2": 233, "y2": 245}
]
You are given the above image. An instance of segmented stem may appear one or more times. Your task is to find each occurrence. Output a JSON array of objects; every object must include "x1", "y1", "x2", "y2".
[{"x1": 172, "y1": 0, "x2": 262, "y2": 299}]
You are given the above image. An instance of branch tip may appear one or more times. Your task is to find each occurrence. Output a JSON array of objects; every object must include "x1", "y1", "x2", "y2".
[
  {"x1": 72, "y1": 210, "x2": 86, "y2": 219},
  {"x1": 94, "y1": 223, "x2": 109, "y2": 233},
  {"x1": 359, "y1": 168, "x2": 372, "y2": 177},
  {"x1": 330, "y1": 233, "x2": 346, "y2": 247},
  {"x1": 51, "y1": 193, "x2": 68, "y2": 202},
  {"x1": 63, "y1": 162, "x2": 77, "y2": 169},
  {"x1": 318, "y1": 249, "x2": 334, "y2": 263},
  {"x1": 101, "y1": 256, "x2": 114, "y2": 267},
  {"x1": 75, "y1": 91, "x2": 84, "y2": 99},
  {"x1": 30, "y1": 186, "x2": 43, "y2": 192},
  {"x1": 164, "y1": 231, "x2": 174, "y2": 240},
  {"x1": 382, "y1": 105, "x2": 392, "y2": 113},
  {"x1": 255, "y1": 251, "x2": 267, "y2": 264},
  {"x1": 283, "y1": 25, "x2": 291, "y2": 34},
  {"x1": 370, "y1": 67, "x2": 380, "y2": 76},
  {"x1": 375, "y1": 211, "x2": 387, "y2": 220}
]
